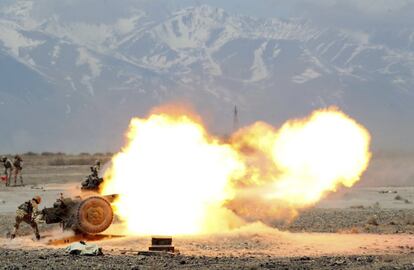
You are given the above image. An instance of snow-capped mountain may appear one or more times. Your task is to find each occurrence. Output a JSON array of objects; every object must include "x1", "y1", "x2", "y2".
[{"x1": 0, "y1": 1, "x2": 413, "y2": 153}]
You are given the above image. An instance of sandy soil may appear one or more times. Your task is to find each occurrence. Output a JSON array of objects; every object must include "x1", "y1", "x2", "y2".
[
  {"x1": 1, "y1": 225, "x2": 413, "y2": 269},
  {"x1": 0, "y1": 232, "x2": 413, "y2": 269},
  {"x1": 0, "y1": 160, "x2": 413, "y2": 269}
]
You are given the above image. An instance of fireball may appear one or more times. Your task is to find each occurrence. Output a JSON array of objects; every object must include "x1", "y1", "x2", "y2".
[
  {"x1": 230, "y1": 108, "x2": 371, "y2": 219},
  {"x1": 101, "y1": 113, "x2": 245, "y2": 235},
  {"x1": 270, "y1": 108, "x2": 371, "y2": 204},
  {"x1": 102, "y1": 106, "x2": 371, "y2": 235}
]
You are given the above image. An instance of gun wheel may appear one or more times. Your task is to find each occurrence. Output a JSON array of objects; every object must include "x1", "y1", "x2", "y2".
[{"x1": 76, "y1": 196, "x2": 113, "y2": 234}]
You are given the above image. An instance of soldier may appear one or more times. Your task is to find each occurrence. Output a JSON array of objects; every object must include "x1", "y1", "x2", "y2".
[
  {"x1": 91, "y1": 160, "x2": 101, "y2": 178},
  {"x1": 81, "y1": 160, "x2": 103, "y2": 190},
  {"x1": 1, "y1": 156, "x2": 13, "y2": 187},
  {"x1": 13, "y1": 155, "x2": 24, "y2": 186},
  {"x1": 11, "y1": 196, "x2": 42, "y2": 240}
]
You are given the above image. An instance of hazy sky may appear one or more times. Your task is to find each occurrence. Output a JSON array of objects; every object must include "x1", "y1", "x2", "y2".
[{"x1": 19, "y1": 0, "x2": 414, "y2": 28}]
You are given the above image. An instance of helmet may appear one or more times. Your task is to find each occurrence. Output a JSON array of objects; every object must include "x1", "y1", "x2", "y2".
[
  {"x1": 95, "y1": 160, "x2": 101, "y2": 166},
  {"x1": 33, "y1": 196, "x2": 42, "y2": 204},
  {"x1": 1, "y1": 156, "x2": 6, "y2": 162}
]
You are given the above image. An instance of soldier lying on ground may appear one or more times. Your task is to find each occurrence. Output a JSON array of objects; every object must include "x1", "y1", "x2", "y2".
[{"x1": 11, "y1": 196, "x2": 42, "y2": 240}]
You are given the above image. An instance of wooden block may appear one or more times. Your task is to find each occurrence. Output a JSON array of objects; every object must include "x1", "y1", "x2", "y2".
[
  {"x1": 149, "y1": 245, "x2": 175, "y2": 252},
  {"x1": 137, "y1": 251, "x2": 175, "y2": 257},
  {"x1": 151, "y1": 236, "x2": 172, "y2": 246}
]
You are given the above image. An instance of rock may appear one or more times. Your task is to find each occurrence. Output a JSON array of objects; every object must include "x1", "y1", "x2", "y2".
[
  {"x1": 367, "y1": 216, "x2": 379, "y2": 226},
  {"x1": 366, "y1": 256, "x2": 374, "y2": 263},
  {"x1": 332, "y1": 259, "x2": 346, "y2": 266}
]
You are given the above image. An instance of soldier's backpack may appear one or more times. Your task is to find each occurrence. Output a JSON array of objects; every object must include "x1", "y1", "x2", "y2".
[
  {"x1": 18, "y1": 201, "x2": 33, "y2": 214},
  {"x1": 4, "y1": 160, "x2": 12, "y2": 169}
]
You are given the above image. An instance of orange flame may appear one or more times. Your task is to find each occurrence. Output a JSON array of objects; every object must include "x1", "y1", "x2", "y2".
[
  {"x1": 101, "y1": 113, "x2": 245, "y2": 235},
  {"x1": 102, "y1": 106, "x2": 371, "y2": 235}
]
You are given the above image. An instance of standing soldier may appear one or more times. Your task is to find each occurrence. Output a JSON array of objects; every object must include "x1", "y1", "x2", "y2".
[
  {"x1": 11, "y1": 196, "x2": 42, "y2": 240},
  {"x1": 91, "y1": 160, "x2": 101, "y2": 178},
  {"x1": 1, "y1": 156, "x2": 13, "y2": 187},
  {"x1": 13, "y1": 155, "x2": 24, "y2": 186}
]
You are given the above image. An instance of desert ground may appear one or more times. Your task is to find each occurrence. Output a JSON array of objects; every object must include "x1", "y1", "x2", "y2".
[{"x1": 0, "y1": 153, "x2": 413, "y2": 269}]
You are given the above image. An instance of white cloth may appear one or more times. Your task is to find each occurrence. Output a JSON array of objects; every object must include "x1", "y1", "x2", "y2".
[{"x1": 65, "y1": 242, "x2": 103, "y2": 256}]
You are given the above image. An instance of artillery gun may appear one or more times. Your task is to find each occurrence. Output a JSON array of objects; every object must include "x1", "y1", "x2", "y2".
[{"x1": 41, "y1": 194, "x2": 117, "y2": 235}]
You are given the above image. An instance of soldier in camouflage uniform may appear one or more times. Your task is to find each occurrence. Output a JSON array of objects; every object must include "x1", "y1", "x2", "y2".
[
  {"x1": 91, "y1": 160, "x2": 101, "y2": 178},
  {"x1": 13, "y1": 155, "x2": 24, "y2": 186},
  {"x1": 1, "y1": 156, "x2": 13, "y2": 187},
  {"x1": 11, "y1": 196, "x2": 42, "y2": 240},
  {"x1": 81, "y1": 160, "x2": 103, "y2": 190}
]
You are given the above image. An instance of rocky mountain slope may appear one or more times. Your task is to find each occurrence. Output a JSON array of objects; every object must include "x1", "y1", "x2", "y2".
[{"x1": 0, "y1": 1, "x2": 413, "y2": 153}]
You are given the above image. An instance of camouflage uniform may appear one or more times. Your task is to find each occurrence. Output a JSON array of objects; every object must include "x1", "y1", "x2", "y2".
[
  {"x1": 2, "y1": 157, "x2": 13, "y2": 187},
  {"x1": 13, "y1": 155, "x2": 24, "y2": 186},
  {"x1": 81, "y1": 161, "x2": 103, "y2": 190},
  {"x1": 11, "y1": 198, "x2": 41, "y2": 240},
  {"x1": 91, "y1": 160, "x2": 101, "y2": 178}
]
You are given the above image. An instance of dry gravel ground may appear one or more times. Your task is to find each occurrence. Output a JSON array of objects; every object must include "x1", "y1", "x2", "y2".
[
  {"x1": 278, "y1": 208, "x2": 414, "y2": 234},
  {"x1": 1, "y1": 248, "x2": 414, "y2": 270},
  {"x1": 0, "y1": 155, "x2": 413, "y2": 269},
  {"x1": 1, "y1": 230, "x2": 414, "y2": 270}
]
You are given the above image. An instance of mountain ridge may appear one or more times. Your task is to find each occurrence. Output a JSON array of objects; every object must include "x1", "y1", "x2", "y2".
[{"x1": 0, "y1": 3, "x2": 413, "y2": 153}]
